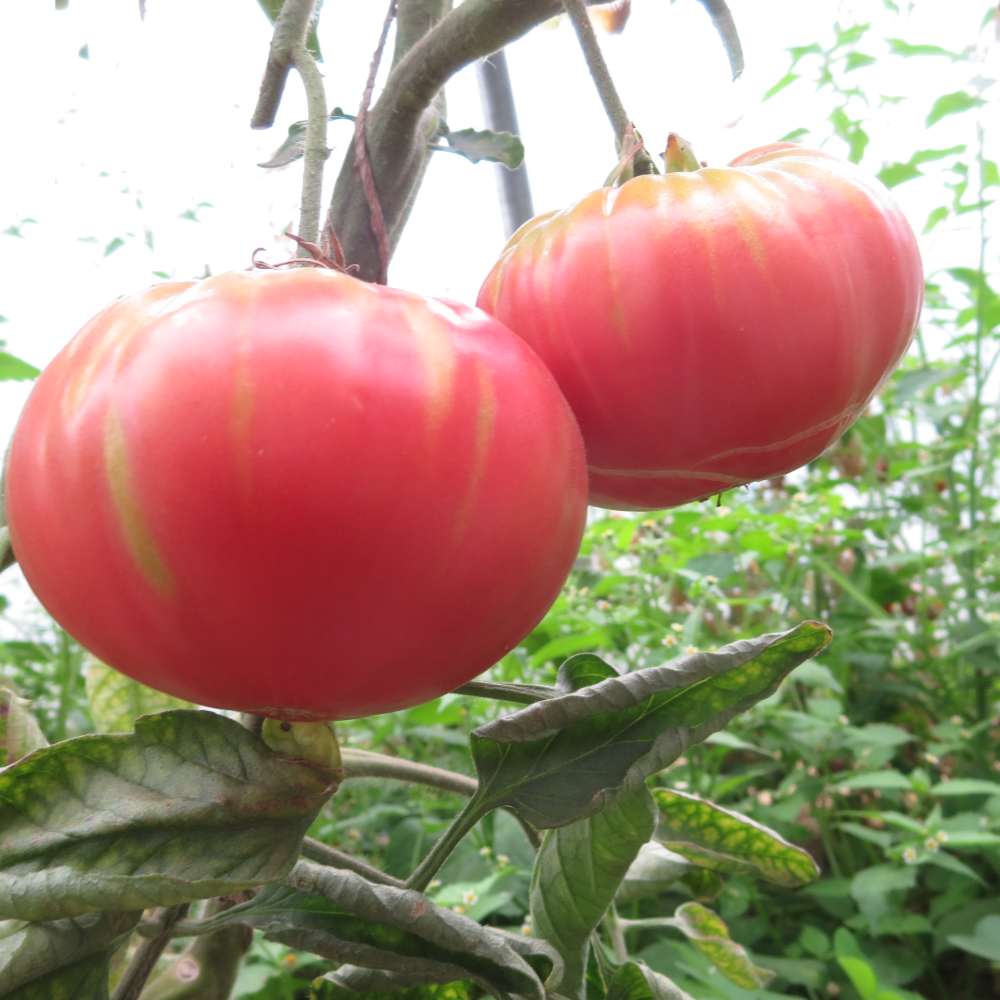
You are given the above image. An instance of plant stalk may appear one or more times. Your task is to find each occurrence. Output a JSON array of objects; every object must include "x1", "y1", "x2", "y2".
[
  {"x1": 404, "y1": 794, "x2": 489, "y2": 891},
  {"x1": 110, "y1": 903, "x2": 190, "y2": 1000},
  {"x1": 293, "y1": 41, "x2": 329, "y2": 249},
  {"x1": 562, "y1": 0, "x2": 653, "y2": 175}
]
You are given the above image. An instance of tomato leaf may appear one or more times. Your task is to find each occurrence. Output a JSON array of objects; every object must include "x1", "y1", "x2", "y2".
[
  {"x1": 468, "y1": 623, "x2": 831, "y2": 830},
  {"x1": 669, "y1": 903, "x2": 775, "y2": 989},
  {"x1": 616, "y1": 842, "x2": 694, "y2": 904},
  {"x1": 605, "y1": 960, "x2": 696, "y2": 1000},
  {"x1": 653, "y1": 788, "x2": 820, "y2": 887},
  {"x1": 926, "y1": 91, "x2": 985, "y2": 127},
  {"x1": 0, "y1": 353, "x2": 39, "y2": 383},
  {"x1": 0, "y1": 910, "x2": 139, "y2": 997},
  {"x1": 442, "y1": 128, "x2": 525, "y2": 169},
  {"x1": 191, "y1": 860, "x2": 560, "y2": 1000},
  {"x1": 0, "y1": 688, "x2": 48, "y2": 768},
  {"x1": 530, "y1": 788, "x2": 657, "y2": 999},
  {"x1": 84, "y1": 658, "x2": 193, "y2": 733},
  {"x1": 0, "y1": 710, "x2": 339, "y2": 920}
]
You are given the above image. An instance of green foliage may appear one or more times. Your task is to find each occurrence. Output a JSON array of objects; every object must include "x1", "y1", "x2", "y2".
[{"x1": 84, "y1": 657, "x2": 192, "y2": 733}]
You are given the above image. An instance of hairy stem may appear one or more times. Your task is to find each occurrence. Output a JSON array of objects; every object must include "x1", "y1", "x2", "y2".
[
  {"x1": 405, "y1": 794, "x2": 489, "y2": 892},
  {"x1": 251, "y1": 0, "x2": 320, "y2": 129},
  {"x1": 111, "y1": 904, "x2": 190, "y2": 1000},
  {"x1": 302, "y1": 836, "x2": 406, "y2": 887},
  {"x1": 562, "y1": 0, "x2": 654, "y2": 175},
  {"x1": 343, "y1": 747, "x2": 478, "y2": 795},
  {"x1": 294, "y1": 41, "x2": 329, "y2": 248},
  {"x1": 452, "y1": 678, "x2": 553, "y2": 704}
]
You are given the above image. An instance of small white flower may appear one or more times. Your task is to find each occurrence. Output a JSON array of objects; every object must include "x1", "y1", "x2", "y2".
[
  {"x1": 674, "y1": 781, "x2": 689, "y2": 790},
  {"x1": 951, "y1": 715, "x2": 963, "y2": 725},
  {"x1": 757, "y1": 790, "x2": 773, "y2": 806},
  {"x1": 706, "y1": 575, "x2": 718, "y2": 584},
  {"x1": 685, "y1": 644, "x2": 698, "y2": 654},
  {"x1": 838, "y1": 715, "x2": 849, "y2": 725},
  {"x1": 462, "y1": 891, "x2": 479, "y2": 906},
  {"x1": 429, "y1": 880, "x2": 442, "y2": 889},
  {"x1": 936, "y1": 830, "x2": 949, "y2": 843},
  {"x1": 496, "y1": 854, "x2": 510, "y2": 866},
  {"x1": 672, "y1": 623, "x2": 684, "y2": 633},
  {"x1": 453, "y1": 905, "x2": 466, "y2": 914},
  {"x1": 925, "y1": 753, "x2": 939, "y2": 764},
  {"x1": 903, "y1": 847, "x2": 918, "y2": 863},
  {"x1": 521, "y1": 923, "x2": 532, "y2": 935},
  {"x1": 839, "y1": 786, "x2": 851, "y2": 797},
  {"x1": 794, "y1": 492, "x2": 807, "y2": 502},
  {"x1": 924, "y1": 837, "x2": 939, "y2": 852},
  {"x1": 663, "y1": 635, "x2": 677, "y2": 646},
  {"x1": 479, "y1": 846, "x2": 492, "y2": 857}
]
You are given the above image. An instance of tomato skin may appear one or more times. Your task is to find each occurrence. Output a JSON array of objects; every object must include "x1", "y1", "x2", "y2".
[
  {"x1": 477, "y1": 144, "x2": 923, "y2": 509},
  {"x1": 7, "y1": 269, "x2": 587, "y2": 720}
]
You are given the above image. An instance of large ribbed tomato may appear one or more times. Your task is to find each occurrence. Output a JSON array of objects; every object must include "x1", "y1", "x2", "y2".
[
  {"x1": 7, "y1": 269, "x2": 587, "y2": 720},
  {"x1": 478, "y1": 143, "x2": 923, "y2": 510}
]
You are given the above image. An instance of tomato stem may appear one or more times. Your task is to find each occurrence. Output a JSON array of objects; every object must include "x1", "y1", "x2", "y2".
[
  {"x1": 404, "y1": 793, "x2": 491, "y2": 892},
  {"x1": 562, "y1": 0, "x2": 655, "y2": 177}
]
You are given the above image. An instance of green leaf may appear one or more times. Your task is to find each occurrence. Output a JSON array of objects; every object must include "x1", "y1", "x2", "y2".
[
  {"x1": 839, "y1": 956, "x2": 878, "y2": 1000},
  {"x1": 195, "y1": 860, "x2": 559, "y2": 1000},
  {"x1": 887, "y1": 38, "x2": 960, "y2": 59},
  {"x1": 102, "y1": 237, "x2": 125, "y2": 257},
  {"x1": 931, "y1": 778, "x2": 1000, "y2": 797},
  {"x1": 443, "y1": 128, "x2": 525, "y2": 169},
  {"x1": 837, "y1": 770, "x2": 914, "y2": 792},
  {"x1": 469, "y1": 623, "x2": 831, "y2": 830},
  {"x1": 763, "y1": 72, "x2": 799, "y2": 101},
  {"x1": 653, "y1": 788, "x2": 820, "y2": 887},
  {"x1": 0, "y1": 710, "x2": 339, "y2": 920},
  {"x1": 84, "y1": 658, "x2": 193, "y2": 733},
  {"x1": 670, "y1": 903, "x2": 775, "y2": 989},
  {"x1": 616, "y1": 842, "x2": 693, "y2": 904},
  {"x1": 845, "y1": 52, "x2": 876, "y2": 71},
  {"x1": 313, "y1": 979, "x2": 478, "y2": 1000},
  {"x1": 0, "y1": 353, "x2": 39, "y2": 382},
  {"x1": 679, "y1": 868, "x2": 724, "y2": 902},
  {"x1": 556, "y1": 653, "x2": 620, "y2": 692},
  {"x1": 530, "y1": 788, "x2": 656, "y2": 999},
  {"x1": 0, "y1": 688, "x2": 47, "y2": 767},
  {"x1": 926, "y1": 91, "x2": 985, "y2": 127},
  {"x1": 0, "y1": 910, "x2": 140, "y2": 997},
  {"x1": 947, "y1": 915, "x2": 1000, "y2": 961},
  {"x1": 850, "y1": 864, "x2": 916, "y2": 933},
  {"x1": 255, "y1": 0, "x2": 322, "y2": 61},
  {"x1": 605, "y1": 960, "x2": 696, "y2": 1000},
  {"x1": 893, "y1": 366, "x2": 964, "y2": 404},
  {"x1": 923, "y1": 206, "x2": 950, "y2": 233}
]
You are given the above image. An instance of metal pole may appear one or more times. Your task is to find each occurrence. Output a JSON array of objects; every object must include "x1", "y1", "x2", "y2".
[{"x1": 475, "y1": 49, "x2": 535, "y2": 239}]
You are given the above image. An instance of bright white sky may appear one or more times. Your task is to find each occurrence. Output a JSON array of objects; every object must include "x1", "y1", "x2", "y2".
[{"x1": 1, "y1": 0, "x2": 997, "y2": 443}]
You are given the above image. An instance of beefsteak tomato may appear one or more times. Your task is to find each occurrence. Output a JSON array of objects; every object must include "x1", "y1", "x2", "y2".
[
  {"x1": 477, "y1": 143, "x2": 923, "y2": 509},
  {"x1": 6, "y1": 268, "x2": 587, "y2": 719}
]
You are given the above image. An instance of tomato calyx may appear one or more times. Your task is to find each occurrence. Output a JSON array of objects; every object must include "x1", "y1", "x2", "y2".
[
  {"x1": 662, "y1": 132, "x2": 702, "y2": 173},
  {"x1": 251, "y1": 225, "x2": 359, "y2": 276},
  {"x1": 604, "y1": 123, "x2": 656, "y2": 187},
  {"x1": 261, "y1": 717, "x2": 344, "y2": 774}
]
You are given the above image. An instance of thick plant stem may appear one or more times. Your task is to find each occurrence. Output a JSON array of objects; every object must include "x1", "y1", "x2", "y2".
[
  {"x1": 562, "y1": 0, "x2": 653, "y2": 175},
  {"x1": 327, "y1": 0, "x2": 598, "y2": 282},
  {"x1": 111, "y1": 903, "x2": 190, "y2": 1000},
  {"x1": 294, "y1": 41, "x2": 329, "y2": 249},
  {"x1": 405, "y1": 795, "x2": 489, "y2": 892},
  {"x1": 251, "y1": 0, "x2": 320, "y2": 129}
]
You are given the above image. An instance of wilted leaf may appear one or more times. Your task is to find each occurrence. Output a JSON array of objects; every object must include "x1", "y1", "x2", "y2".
[
  {"x1": 0, "y1": 354, "x2": 39, "y2": 383},
  {"x1": 671, "y1": 903, "x2": 774, "y2": 989},
  {"x1": 0, "y1": 688, "x2": 47, "y2": 768},
  {"x1": 556, "y1": 653, "x2": 619, "y2": 693},
  {"x1": 653, "y1": 788, "x2": 820, "y2": 887},
  {"x1": 530, "y1": 788, "x2": 656, "y2": 999},
  {"x1": 0, "y1": 710, "x2": 339, "y2": 920},
  {"x1": 85, "y1": 659, "x2": 192, "y2": 734},
  {"x1": 444, "y1": 128, "x2": 524, "y2": 169},
  {"x1": 616, "y1": 842, "x2": 693, "y2": 905},
  {"x1": 469, "y1": 624, "x2": 831, "y2": 831},
  {"x1": 0, "y1": 910, "x2": 139, "y2": 997},
  {"x1": 192, "y1": 860, "x2": 558, "y2": 1000},
  {"x1": 605, "y1": 961, "x2": 695, "y2": 1000},
  {"x1": 259, "y1": 120, "x2": 307, "y2": 168}
]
